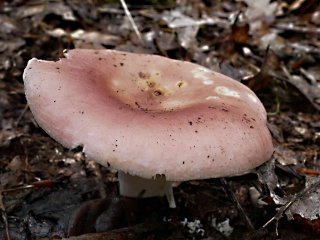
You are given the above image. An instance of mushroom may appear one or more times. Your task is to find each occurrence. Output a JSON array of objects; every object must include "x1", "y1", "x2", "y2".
[{"x1": 23, "y1": 49, "x2": 273, "y2": 208}]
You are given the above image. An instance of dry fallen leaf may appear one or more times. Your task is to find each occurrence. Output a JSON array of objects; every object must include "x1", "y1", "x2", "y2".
[{"x1": 286, "y1": 177, "x2": 320, "y2": 220}]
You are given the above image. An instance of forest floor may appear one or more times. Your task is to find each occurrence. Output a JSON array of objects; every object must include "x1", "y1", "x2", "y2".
[{"x1": 0, "y1": 0, "x2": 320, "y2": 239}]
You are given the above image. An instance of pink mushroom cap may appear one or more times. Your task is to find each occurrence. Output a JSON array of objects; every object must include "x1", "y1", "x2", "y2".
[{"x1": 23, "y1": 49, "x2": 273, "y2": 181}]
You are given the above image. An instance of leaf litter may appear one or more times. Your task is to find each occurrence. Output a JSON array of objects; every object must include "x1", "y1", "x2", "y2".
[{"x1": 0, "y1": 0, "x2": 320, "y2": 239}]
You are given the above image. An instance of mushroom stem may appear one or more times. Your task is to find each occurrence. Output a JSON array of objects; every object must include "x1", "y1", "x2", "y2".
[{"x1": 118, "y1": 171, "x2": 176, "y2": 208}]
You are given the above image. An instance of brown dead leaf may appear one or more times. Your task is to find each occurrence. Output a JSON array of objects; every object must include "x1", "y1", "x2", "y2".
[
  {"x1": 7, "y1": 156, "x2": 29, "y2": 172},
  {"x1": 286, "y1": 177, "x2": 320, "y2": 220},
  {"x1": 230, "y1": 21, "x2": 249, "y2": 45},
  {"x1": 281, "y1": 70, "x2": 320, "y2": 111},
  {"x1": 243, "y1": 47, "x2": 281, "y2": 92},
  {"x1": 274, "y1": 145, "x2": 305, "y2": 166}
]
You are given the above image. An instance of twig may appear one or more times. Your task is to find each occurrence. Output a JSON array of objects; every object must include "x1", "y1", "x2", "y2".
[
  {"x1": 119, "y1": 0, "x2": 143, "y2": 43},
  {"x1": 1, "y1": 185, "x2": 34, "y2": 193},
  {"x1": 289, "y1": 42, "x2": 320, "y2": 55},
  {"x1": 262, "y1": 199, "x2": 294, "y2": 229},
  {"x1": 267, "y1": 95, "x2": 281, "y2": 116},
  {"x1": 262, "y1": 177, "x2": 320, "y2": 229},
  {"x1": 273, "y1": 23, "x2": 320, "y2": 34},
  {"x1": 0, "y1": 191, "x2": 11, "y2": 240},
  {"x1": 220, "y1": 178, "x2": 255, "y2": 230},
  {"x1": 15, "y1": 104, "x2": 29, "y2": 127},
  {"x1": 1, "y1": 180, "x2": 55, "y2": 194}
]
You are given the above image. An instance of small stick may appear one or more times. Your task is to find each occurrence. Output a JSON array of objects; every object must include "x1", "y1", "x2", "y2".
[
  {"x1": 119, "y1": 0, "x2": 143, "y2": 43},
  {"x1": 262, "y1": 177, "x2": 320, "y2": 229},
  {"x1": 220, "y1": 178, "x2": 255, "y2": 230},
  {"x1": 15, "y1": 104, "x2": 29, "y2": 126},
  {"x1": 274, "y1": 23, "x2": 320, "y2": 34},
  {"x1": 0, "y1": 191, "x2": 11, "y2": 240}
]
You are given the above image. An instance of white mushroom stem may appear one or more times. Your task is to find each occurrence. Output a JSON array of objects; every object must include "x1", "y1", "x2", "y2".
[{"x1": 118, "y1": 171, "x2": 176, "y2": 208}]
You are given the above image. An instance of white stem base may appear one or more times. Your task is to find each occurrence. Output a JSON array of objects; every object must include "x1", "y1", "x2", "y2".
[{"x1": 118, "y1": 171, "x2": 176, "y2": 208}]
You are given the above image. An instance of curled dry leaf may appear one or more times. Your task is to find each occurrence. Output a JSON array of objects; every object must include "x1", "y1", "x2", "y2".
[{"x1": 286, "y1": 177, "x2": 320, "y2": 220}]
